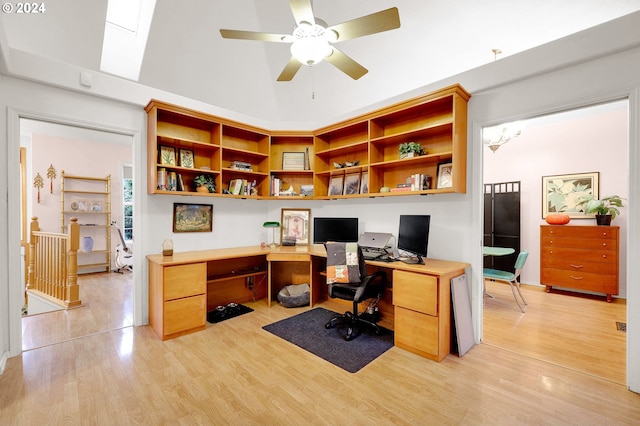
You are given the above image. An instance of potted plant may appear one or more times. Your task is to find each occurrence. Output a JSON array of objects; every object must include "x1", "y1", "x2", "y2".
[
  {"x1": 578, "y1": 195, "x2": 625, "y2": 226},
  {"x1": 194, "y1": 175, "x2": 216, "y2": 193},
  {"x1": 399, "y1": 142, "x2": 423, "y2": 159}
]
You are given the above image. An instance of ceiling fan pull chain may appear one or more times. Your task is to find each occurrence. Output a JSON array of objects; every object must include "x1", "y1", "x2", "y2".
[{"x1": 311, "y1": 66, "x2": 315, "y2": 100}]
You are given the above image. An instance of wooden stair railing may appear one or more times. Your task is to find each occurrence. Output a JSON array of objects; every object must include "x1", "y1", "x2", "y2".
[{"x1": 27, "y1": 216, "x2": 81, "y2": 308}]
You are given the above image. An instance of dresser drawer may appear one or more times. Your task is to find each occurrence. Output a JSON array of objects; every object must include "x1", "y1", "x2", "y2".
[
  {"x1": 541, "y1": 225, "x2": 618, "y2": 240},
  {"x1": 163, "y1": 294, "x2": 207, "y2": 336},
  {"x1": 541, "y1": 247, "x2": 617, "y2": 266},
  {"x1": 393, "y1": 270, "x2": 437, "y2": 316},
  {"x1": 541, "y1": 268, "x2": 617, "y2": 293},
  {"x1": 541, "y1": 236, "x2": 617, "y2": 251},
  {"x1": 394, "y1": 306, "x2": 439, "y2": 357},
  {"x1": 540, "y1": 253, "x2": 618, "y2": 274},
  {"x1": 164, "y1": 262, "x2": 207, "y2": 301}
]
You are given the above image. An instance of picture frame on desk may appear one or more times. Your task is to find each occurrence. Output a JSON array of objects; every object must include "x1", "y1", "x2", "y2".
[
  {"x1": 541, "y1": 171, "x2": 599, "y2": 219},
  {"x1": 159, "y1": 145, "x2": 176, "y2": 166},
  {"x1": 179, "y1": 148, "x2": 195, "y2": 168},
  {"x1": 280, "y1": 208, "x2": 310, "y2": 245},
  {"x1": 173, "y1": 202, "x2": 213, "y2": 233}
]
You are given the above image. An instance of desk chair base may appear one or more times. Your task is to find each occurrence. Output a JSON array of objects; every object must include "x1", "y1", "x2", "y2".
[{"x1": 325, "y1": 301, "x2": 381, "y2": 341}]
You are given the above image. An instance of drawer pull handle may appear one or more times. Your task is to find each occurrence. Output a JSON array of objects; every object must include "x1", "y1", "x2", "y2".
[
  {"x1": 570, "y1": 276, "x2": 584, "y2": 280},
  {"x1": 602, "y1": 243, "x2": 607, "y2": 247},
  {"x1": 570, "y1": 264, "x2": 584, "y2": 269},
  {"x1": 602, "y1": 254, "x2": 607, "y2": 259},
  {"x1": 603, "y1": 232, "x2": 608, "y2": 236}
]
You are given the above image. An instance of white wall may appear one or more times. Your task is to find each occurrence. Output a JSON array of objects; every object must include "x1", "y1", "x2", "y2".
[{"x1": 483, "y1": 102, "x2": 629, "y2": 297}]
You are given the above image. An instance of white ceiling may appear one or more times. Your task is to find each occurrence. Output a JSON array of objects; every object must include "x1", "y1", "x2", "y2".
[{"x1": 2, "y1": 0, "x2": 640, "y2": 124}]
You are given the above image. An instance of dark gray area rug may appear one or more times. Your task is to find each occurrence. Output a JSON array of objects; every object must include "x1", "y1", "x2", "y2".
[{"x1": 262, "y1": 307, "x2": 393, "y2": 373}]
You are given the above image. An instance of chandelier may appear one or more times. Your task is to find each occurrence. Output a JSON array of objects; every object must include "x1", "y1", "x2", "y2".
[{"x1": 483, "y1": 122, "x2": 523, "y2": 152}]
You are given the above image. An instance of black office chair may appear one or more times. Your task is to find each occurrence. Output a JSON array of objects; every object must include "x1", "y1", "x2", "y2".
[{"x1": 324, "y1": 242, "x2": 387, "y2": 341}]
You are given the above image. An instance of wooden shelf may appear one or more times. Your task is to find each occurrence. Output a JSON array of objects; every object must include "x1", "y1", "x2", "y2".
[
  {"x1": 207, "y1": 270, "x2": 267, "y2": 284},
  {"x1": 146, "y1": 84, "x2": 469, "y2": 200},
  {"x1": 60, "y1": 172, "x2": 111, "y2": 273}
]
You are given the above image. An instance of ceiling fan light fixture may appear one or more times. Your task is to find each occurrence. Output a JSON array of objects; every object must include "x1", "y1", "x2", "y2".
[{"x1": 290, "y1": 22, "x2": 334, "y2": 66}]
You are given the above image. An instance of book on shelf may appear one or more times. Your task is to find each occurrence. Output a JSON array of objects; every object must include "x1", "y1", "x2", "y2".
[
  {"x1": 390, "y1": 186, "x2": 412, "y2": 192},
  {"x1": 176, "y1": 174, "x2": 184, "y2": 191},
  {"x1": 229, "y1": 179, "x2": 243, "y2": 195}
]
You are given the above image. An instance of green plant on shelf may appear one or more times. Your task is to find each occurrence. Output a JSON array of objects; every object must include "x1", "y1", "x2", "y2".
[
  {"x1": 194, "y1": 175, "x2": 216, "y2": 193},
  {"x1": 399, "y1": 142, "x2": 423, "y2": 158}
]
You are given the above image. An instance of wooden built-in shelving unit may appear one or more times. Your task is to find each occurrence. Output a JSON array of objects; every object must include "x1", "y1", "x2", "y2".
[{"x1": 146, "y1": 84, "x2": 470, "y2": 199}]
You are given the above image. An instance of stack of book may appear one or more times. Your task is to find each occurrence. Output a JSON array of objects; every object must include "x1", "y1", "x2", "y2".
[{"x1": 231, "y1": 161, "x2": 252, "y2": 171}]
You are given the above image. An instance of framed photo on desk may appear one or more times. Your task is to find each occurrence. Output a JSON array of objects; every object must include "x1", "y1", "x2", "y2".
[{"x1": 280, "y1": 208, "x2": 310, "y2": 245}]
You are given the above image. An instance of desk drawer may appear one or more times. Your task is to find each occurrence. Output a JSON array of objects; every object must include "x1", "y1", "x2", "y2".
[
  {"x1": 267, "y1": 253, "x2": 310, "y2": 262},
  {"x1": 164, "y1": 263, "x2": 206, "y2": 301},
  {"x1": 393, "y1": 270, "x2": 437, "y2": 316},
  {"x1": 163, "y1": 294, "x2": 206, "y2": 336},
  {"x1": 395, "y1": 306, "x2": 438, "y2": 357}
]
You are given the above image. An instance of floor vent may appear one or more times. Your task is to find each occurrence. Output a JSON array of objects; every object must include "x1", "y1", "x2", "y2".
[{"x1": 616, "y1": 321, "x2": 627, "y2": 332}]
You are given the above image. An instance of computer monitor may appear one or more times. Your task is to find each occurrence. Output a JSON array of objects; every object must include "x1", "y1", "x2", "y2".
[
  {"x1": 397, "y1": 214, "x2": 431, "y2": 264},
  {"x1": 313, "y1": 217, "x2": 359, "y2": 244}
]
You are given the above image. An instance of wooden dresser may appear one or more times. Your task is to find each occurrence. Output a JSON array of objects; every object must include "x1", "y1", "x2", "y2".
[{"x1": 540, "y1": 225, "x2": 619, "y2": 301}]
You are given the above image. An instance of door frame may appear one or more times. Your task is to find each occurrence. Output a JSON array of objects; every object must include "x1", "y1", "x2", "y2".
[{"x1": 7, "y1": 107, "x2": 142, "y2": 357}]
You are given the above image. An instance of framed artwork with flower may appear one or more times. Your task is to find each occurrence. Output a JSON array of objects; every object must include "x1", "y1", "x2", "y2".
[{"x1": 542, "y1": 172, "x2": 599, "y2": 218}]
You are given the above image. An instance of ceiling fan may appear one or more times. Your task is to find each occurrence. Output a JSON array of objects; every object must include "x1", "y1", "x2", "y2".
[{"x1": 220, "y1": 0, "x2": 400, "y2": 81}]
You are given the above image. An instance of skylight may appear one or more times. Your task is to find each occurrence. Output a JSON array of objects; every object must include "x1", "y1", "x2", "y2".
[{"x1": 100, "y1": 0, "x2": 156, "y2": 81}]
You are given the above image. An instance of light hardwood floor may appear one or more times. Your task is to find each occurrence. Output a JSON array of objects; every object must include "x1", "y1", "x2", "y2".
[
  {"x1": 21, "y1": 271, "x2": 133, "y2": 351},
  {"x1": 3, "y1": 275, "x2": 638, "y2": 424},
  {"x1": 483, "y1": 280, "x2": 627, "y2": 385}
]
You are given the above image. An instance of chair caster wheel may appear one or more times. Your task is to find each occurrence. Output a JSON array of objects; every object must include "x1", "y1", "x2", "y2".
[{"x1": 325, "y1": 322, "x2": 333, "y2": 329}]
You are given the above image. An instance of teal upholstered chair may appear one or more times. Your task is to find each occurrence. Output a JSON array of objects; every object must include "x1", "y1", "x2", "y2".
[{"x1": 483, "y1": 251, "x2": 529, "y2": 313}]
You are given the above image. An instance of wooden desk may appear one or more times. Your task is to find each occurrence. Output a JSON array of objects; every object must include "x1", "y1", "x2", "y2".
[{"x1": 148, "y1": 245, "x2": 469, "y2": 361}]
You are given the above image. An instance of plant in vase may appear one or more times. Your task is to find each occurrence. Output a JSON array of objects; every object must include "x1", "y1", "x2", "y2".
[
  {"x1": 399, "y1": 142, "x2": 423, "y2": 159},
  {"x1": 194, "y1": 175, "x2": 216, "y2": 193},
  {"x1": 577, "y1": 194, "x2": 625, "y2": 225}
]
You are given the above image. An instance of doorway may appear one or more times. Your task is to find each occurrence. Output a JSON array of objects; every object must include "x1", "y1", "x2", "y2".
[
  {"x1": 481, "y1": 100, "x2": 629, "y2": 384},
  {"x1": 19, "y1": 118, "x2": 134, "y2": 351}
]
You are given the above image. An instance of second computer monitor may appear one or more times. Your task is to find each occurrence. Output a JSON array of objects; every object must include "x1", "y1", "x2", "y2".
[
  {"x1": 313, "y1": 217, "x2": 359, "y2": 244},
  {"x1": 397, "y1": 214, "x2": 431, "y2": 264}
]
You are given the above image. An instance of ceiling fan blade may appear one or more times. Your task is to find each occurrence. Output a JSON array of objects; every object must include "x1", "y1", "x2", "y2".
[
  {"x1": 220, "y1": 29, "x2": 291, "y2": 43},
  {"x1": 277, "y1": 57, "x2": 303, "y2": 81},
  {"x1": 327, "y1": 7, "x2": 400, "y2": 41},
  {"x1": 289, "y1": 0, "x2": 315, "y2": 25},
  {"x1": 324, "y1": 47, "x2": 368, "y2": 80}
]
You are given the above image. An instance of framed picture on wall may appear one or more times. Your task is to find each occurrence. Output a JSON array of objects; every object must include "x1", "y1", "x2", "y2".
[
  {"x1": 280, "y1": 208, "x2": 310, "y2": 245},
  {"x1": 173, "y1": 203, "x2": 213, "y2": 232},
  {"x1": 542, "y1": 172, "x2": 599, "y2": 218}
]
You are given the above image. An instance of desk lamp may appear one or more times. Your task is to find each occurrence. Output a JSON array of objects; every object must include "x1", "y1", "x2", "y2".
[{"x1": 263, "y1": 221, "x2": 280, "y2": 248}]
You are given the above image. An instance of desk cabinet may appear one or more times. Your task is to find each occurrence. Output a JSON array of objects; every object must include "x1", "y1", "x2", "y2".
[
  {"x1": 393, "y1": 270, "x2": 449, "y2": 361},
  {"x1": 149, "y1": 261, "x2": 207, "y2": 340},
  {"x1": 540, "y1": 225, "x2": 619, "y2": 301}
]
